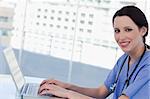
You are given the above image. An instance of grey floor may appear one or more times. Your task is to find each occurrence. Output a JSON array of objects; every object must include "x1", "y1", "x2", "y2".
[{"x1": 0, "y1": 46, "x2": 110, "y2": 87}]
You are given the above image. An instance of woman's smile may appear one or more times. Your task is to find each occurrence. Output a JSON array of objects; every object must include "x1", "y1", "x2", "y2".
[{"x1": 118, "y1": 41, "x2": 131, "y2": 48}]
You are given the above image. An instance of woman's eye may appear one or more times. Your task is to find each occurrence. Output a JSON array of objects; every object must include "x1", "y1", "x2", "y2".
[
  {"x1": 114, "y1": 29, "x2": 120, "y2": 33},
  {"x1": 125, "y1": 28, "x2": 133, "y2": 32}
]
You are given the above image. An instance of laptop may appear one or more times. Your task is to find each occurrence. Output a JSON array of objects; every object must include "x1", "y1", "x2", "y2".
[{"x1": 3, "y1": 47, "x2": 51, "y2": 99}]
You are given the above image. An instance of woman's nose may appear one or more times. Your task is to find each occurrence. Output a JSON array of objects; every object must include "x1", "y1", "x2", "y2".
[{"x1": 118, "y1": 31, "x2": 126, "y2": 40}]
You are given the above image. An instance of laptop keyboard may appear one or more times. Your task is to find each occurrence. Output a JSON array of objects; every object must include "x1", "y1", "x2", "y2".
[{"x1": 22, "y1": 83, "x2": 39, "y2": 96}]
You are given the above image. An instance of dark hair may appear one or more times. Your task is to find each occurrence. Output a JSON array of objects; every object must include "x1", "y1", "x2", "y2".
[{"x1": 112, "y1": 5, "x2": 150, "y2": 49}]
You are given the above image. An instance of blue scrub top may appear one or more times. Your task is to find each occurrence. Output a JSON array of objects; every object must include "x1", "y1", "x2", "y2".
[{"x1": 104, "y1": 50, "x2": 150, "y2": 99}]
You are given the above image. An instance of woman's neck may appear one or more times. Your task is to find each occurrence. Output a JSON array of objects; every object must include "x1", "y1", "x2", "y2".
[{"x1": 128, "y1": 45, "x2": 145, "y2": 67}]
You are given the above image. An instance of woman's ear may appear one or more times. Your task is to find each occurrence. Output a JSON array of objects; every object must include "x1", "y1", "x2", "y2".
[{"x1": 141, "y1": 26, "x2": 147, "y2": 36}]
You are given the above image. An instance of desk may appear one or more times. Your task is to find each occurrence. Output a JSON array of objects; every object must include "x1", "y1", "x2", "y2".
[
  {"x1": 0, "y1": 74, "x2": 17, "y2": 99},
  {"x1": 0, "y1": 74, "x2": 62, "y2": 99}
]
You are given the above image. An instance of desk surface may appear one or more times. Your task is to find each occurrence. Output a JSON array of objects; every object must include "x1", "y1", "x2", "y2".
[
  {"x1": 0, "y1": 74, "x2": 62, "y2": 99},
  {"x1": 0, "y1": 74, "x2": 17, "y2": 99}
]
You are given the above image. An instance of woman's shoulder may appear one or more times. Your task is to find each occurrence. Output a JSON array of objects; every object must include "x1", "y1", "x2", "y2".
[
  {"x1": 144, "y1": 50, "x2": 150, "y2": 57},
  {"x1": 143, "y1": 50, "x2": 150, "y2": 63},
  {"x1": 146, "y1": 49, "x2": 150, "y2": 53},
  {"x1": 113, "y1": 53, "x2": 127, "y2": 70},
  {"x1": 116, "y1": 53, "x2": 127, "y2": 63}
]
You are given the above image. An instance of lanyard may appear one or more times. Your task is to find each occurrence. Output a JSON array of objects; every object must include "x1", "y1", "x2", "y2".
[
  {"x1": 110, "y1": 46, "x2": 146, "y2": 93},
  {"x1": 123, "y1": 46, "x2": 146, "y2": 89}
]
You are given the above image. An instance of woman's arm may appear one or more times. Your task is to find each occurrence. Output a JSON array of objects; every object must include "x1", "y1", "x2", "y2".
[
  {"x1": 67, "y1": 84, "x2": 110, "y2": 99},
  {"x1": 39, "y1": 79, "x2": 110, "y2": 99},
  {"x1": 39, "y1": 83, "x2": 93, "y2": 99}
]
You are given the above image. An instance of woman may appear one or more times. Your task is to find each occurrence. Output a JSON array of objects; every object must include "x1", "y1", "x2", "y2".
[{"x1": 38, "y1": 5, "x2": 150, "y2": 99}]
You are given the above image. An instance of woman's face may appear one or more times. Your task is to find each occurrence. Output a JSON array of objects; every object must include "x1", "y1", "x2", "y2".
[{"x1": 113, "y1": 16, "x2": 145, "y2": 53}]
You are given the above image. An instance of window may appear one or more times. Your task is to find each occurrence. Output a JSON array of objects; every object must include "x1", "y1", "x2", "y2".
[{"x1": 2, "y1": 0, "x2": 148, "y2": 87}]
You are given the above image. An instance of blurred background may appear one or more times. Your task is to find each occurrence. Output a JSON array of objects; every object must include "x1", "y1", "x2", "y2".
[{"x1": 0, "y1": 0, "x2": 150, "y2": 88}]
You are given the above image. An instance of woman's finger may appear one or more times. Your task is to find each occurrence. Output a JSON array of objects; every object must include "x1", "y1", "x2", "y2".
[
  {"x1": 38, "y1": 83, "x2": 51, "y2": 93},
  {"x1": 40, "y1": 80, "x2": 48, "y2": 86}
]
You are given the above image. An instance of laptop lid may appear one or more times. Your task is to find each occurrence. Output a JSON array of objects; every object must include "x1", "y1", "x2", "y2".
[{"x1": 3, "y1": 47, "x2": 25, "y2": 91}]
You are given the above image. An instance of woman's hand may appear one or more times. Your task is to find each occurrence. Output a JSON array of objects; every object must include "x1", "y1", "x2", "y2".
[
  {"x1": 119, "y1": 95, "x2": 129, "y2": 99},
  {"x1": 38, "y1": 83, "x2": 70, "y2": 98},
  {"x1": 38, "y1": 83, "x2": 93, "y2": 99},
  {"x1": 40, "y1": 79, "x2": 70, "y2": 89}
]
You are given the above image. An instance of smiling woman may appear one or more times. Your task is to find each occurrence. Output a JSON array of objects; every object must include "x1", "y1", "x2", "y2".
[{"x1": 38, "y1": 5, "x2": 150, "y2": 99}]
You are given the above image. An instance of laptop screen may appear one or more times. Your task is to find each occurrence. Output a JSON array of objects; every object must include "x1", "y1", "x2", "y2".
[{"x1": 3, "y1": 47, "x2": 25, "y2": 91}]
